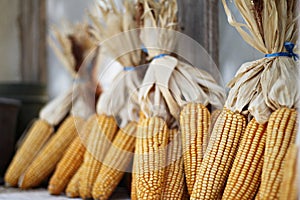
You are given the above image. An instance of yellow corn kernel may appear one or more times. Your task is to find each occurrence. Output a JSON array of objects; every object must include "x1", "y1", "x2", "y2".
[
  {"x1": 4, "y1": 119, "x2": 53, "y2": 187},
  {"x1": 191, "y1": 108, "x2": 247, "y2": 199},
  {"x1": 279, "y1": 143, "x2": 298, "y2": 200},
  {"x1": 258, "y1": 108, "x2": 298, "y2": 200},
  {"x1": 162, "y1": 128, "x2": 185, "y2": 199},
  {"x1": 180, "y1": 103, "x2": 210, "y2": 195},
  {"x1": 135, "y1": 117, "x2": 168, "y2": 199},
  {"x1": 48, "y1": 115, "x2": 96, "y2": 195},
  {"x1": 92, "y1": 122, "x2": 137, "y2": 200},
  {"x1": 79, "y1": 114, "x2": 118, "y2": 199},
  {"x1": 66, "y1": 165, "x2": 83, "y2": 198},
  {"x1": 210, "y1": 109, "x2": 222, "y2": 134},
  {"x1": 48, "y1": 136, "x2": 85, "y2": 195},
  {"x1": 19, "y1": 116, "x2": 84, "y2": 189},
  {"x1": 222, "y1": 118, "x2": 267, "y2": 200}
]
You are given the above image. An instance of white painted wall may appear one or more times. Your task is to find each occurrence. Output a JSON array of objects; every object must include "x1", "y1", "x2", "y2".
[{"x1": 0, "y1": 0, "x2": 21, "y2": 82}]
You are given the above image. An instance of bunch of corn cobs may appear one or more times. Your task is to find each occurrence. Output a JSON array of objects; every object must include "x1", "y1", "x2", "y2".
[{"x1": 4, "y1": 0, "x2": 299, "y2": 200}]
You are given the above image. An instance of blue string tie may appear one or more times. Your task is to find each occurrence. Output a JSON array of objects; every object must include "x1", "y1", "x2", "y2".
[
  {"x1": 141, "y1": 45, "x2": 149, "y2": 54},
  {"x1": 124, "y1": 66, "x2": 135, "y2": 71},
  {"x1": 152, "y1": 53, "x2": 168, "y2": 60},
  {"x1": 265, "y1": 42, "x2": 299, "y2": 61}
]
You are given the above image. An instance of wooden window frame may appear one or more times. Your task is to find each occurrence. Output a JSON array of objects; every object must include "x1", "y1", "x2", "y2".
[{"x1": 19, "y1": 0, "x2": 46, "y2": 83}]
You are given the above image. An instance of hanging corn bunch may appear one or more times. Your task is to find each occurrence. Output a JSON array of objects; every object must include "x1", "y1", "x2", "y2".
[
  {"x1": 4, "y1": 40, "x2": 79, "y2": 187},
  {"x1": 88, "y1": 1, "x2": 145, "y2": 199},
  {"x1": 133, "y1": 0, "x2": 225, "y2": 199},
  {"x1": 69, "y1": 1, "x2": 144, "y2": 198},
  {"x1": 46, "y1": 24, "x2": 99, "y2": 195},
  {"x1": 18, "y1": 24, "x2": 98, "y2": 190},
  {"x1": 191, "y1": 1, "x2": 299, "y2": 199}
]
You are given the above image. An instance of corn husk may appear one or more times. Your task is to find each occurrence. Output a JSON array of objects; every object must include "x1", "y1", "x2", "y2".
[
  {"x1": 48, "y1": 23, "x2": 97, "y2": 77},
  {"x1": 222, "y1": 0, "x2": 299, "y2": 124},
  {"x1": 138, "y1": 0, "x2": 226, "y2": 125},
  {"x1": 42, "y1": 24, "x2": 99, "y2": 125},
  {"x1": 39, "y1": 87, "x2": 77, "y2": 126},
  {"x1": 90, "y1": 0, "x2": 143, "y2": 127}
]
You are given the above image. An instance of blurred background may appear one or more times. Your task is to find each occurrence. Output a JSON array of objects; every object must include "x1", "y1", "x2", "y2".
[
  {"x1": 0, "y1": 0, "x2": 262, "y2": 98},
  {"x1": 0, "y1": 0, "x2": 262, "y2": 179}
]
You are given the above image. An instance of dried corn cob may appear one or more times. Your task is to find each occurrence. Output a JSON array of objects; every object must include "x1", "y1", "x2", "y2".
[
  {"x1": 66, "y1": 164, "x2": 83, "y2": 198},
  {"x1": 279, "y1": 143, "x2": 298, "y2": 200},
  {"x1": 222, "y1": 118, "x2": 267, "y2": 200},
  {"x1": 48, "y1": 137, "x2": 85, "y2": 195},
  {"x1": 210, "y1": 109, "x2": 222, "y2": 134},
  {"x1": 257, "y1": 108, "x2": 298, "y2": 200},
  {"x1": 92, "y1": 122, "x2": 137, "y2": 200},
  {"x1": 191, "y1": 109, "x2": 246, "y2": 199},
  {"x1": 131, "y1": 112, "x2": 146, "y2": 200},
  {"x1": 48, "y1": 115, "x2": 96, "y2": 195},
  {"x1": 19, "y1": 116, "x2": 83, "y2": 189},
  {"x1": 180, "y1": 103, "x2": 210, "y2": 195},
  {"x1": 4, "y1": 119, "x2": 53, "y2": 187},
  {"x1": 135, "y1": 117, "x2": 168, "y2": 199},
  {"x1": 79, "y1": 114, "x2": 118, "y2": 199},
  {"x1": 162, "y1": 128, "x2": 185, "y2": 199}
]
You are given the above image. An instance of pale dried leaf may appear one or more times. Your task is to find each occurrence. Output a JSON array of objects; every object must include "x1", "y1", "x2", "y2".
[
  {"x1": 97, "y1": 70, "x2": 142, "y2": 127},
  {"x1": 39, "y1": 86, "x2": 78, "y2": 126},
  {"x1": 223, "y1": 0, "x2": 299, "y2": 123}
]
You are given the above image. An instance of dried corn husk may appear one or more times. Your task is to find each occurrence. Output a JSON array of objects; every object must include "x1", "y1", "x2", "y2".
[
  {"x1": 134, "y1": 1, "x2": 226, "y2": 199},
  {"x1": 5, "y1": 23, "x2": 99, "y2": 188},
  {"x1": 48, "y1": 23, "x2": 97, "y2": 77},
  {"x1": 222, "y1": 0, "x2": 299, "y2": 123},
  {"x1": 42, "y1": 23, "x2": 100, "y2": 125},
  {"x1": 90, "y1": 0, "x2": 143, "y2": 127},
  {"x1": 138, "y1": 0, "x2": 226, "y2": 123},
  {"x1": 39, "y1": 87, "x2": 76, "y2": 126}
]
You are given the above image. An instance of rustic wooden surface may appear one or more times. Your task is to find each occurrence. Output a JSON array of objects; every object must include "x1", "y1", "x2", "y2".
[{"x1": 177, "y1": 0, "x2": 219, "y2": 66}]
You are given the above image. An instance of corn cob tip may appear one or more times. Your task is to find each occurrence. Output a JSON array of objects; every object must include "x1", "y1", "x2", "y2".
[
  {"x1": 18, "y1": 174, "x2": 27, "y2": 189},
  {"x1": 66, "y1": 192, "x2": 79, "y2": 198},
  {"x1": 48, "y1": 184, "x2": 61, "y2": 195}
]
